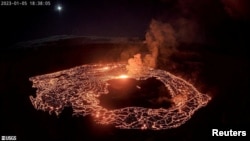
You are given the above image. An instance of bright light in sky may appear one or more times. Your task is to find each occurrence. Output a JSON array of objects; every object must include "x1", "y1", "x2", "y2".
[{"x1": 56, "y1": 5, "x2": 62, "y2": 12}]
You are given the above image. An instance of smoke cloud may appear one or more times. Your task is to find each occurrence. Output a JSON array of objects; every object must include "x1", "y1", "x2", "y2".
[
  {"x1": 126, "y1": 19, "x2": 177, "y2": 74},
  {"x1": 144, "y1": 19, "x2": 177, "y2": 68},
  {"x1": 126, "y1": 54, "x2": 143, "y2": 75},
  {"x1": 126, "y1": 0, "x2": 247, "y2": 78},
  {"x1": 221, "y1": 0, "x2": 250, "y2": 19}
]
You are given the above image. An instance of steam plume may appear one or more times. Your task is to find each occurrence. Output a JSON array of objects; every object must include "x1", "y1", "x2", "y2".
[
  {"x1": 144, "y1": 19, "x2": 177, "y2": 68},
  {"x1": 126, "y1": 19, "x2": 177, "y2": 74},
  {"x1": 126, "y1": 54, "x2": 143, "y2": 75}
]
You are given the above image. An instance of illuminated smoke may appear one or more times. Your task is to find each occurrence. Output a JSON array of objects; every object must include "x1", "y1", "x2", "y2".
[
  {"x1": 144, "y1": 19, "x2": 177, "y2": 68},
  {"x1": 126, "y1": 54, "x2": 143, "y2": 75},
  {"x1": 126, "y1": 20, "x2": 177, "y2": 74}
]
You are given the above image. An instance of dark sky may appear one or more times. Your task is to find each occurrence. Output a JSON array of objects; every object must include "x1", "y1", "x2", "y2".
[
  {"x1": 0, "y1": 0, "x2": 161, "y2": 45},
  {"x1": 1, "y1": 0, "x2": 250, "y2": 48}
]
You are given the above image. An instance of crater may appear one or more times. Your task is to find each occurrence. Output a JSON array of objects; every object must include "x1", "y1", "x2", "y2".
[{"x1": 99, "y1": 77, "x2": 174, "y2": 110}]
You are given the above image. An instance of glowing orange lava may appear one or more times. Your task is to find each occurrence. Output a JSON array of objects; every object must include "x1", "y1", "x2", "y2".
[
  {"x1": 117, "y1": 74, "x2": 129, "y2": 79},
  {"x1": 29, "y1": 63, "x2": 211, "y2": 130}
]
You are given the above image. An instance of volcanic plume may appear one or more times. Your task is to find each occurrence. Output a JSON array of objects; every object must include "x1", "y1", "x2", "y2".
[{"x1": 126, "y1": 19, "x2": 177, "y2": 74}]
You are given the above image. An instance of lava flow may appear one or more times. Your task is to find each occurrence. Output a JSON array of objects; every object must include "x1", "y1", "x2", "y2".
[{"x1": 29, "y1": 63, "x2": 211, "y2": 130}]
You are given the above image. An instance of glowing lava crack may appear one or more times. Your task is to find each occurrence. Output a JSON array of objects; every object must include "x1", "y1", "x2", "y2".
[{"x1": 29, "y1": 63, "x2": 211, "y2": 130}]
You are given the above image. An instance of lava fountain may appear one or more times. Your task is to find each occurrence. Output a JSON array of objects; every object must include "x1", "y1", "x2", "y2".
[{"x1": 29, "y1": 63, "x2": 211, "y2": 130}]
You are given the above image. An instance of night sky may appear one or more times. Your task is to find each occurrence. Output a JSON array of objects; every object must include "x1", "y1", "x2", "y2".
[
  {"x1": 1, "y1": 0, "x2": 249, "y2": 47},
  {"x1": 1, "y1": 0, "x2": 160, "y2": 46}
]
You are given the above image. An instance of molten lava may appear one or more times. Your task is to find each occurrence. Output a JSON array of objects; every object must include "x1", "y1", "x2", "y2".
[
  {"x1": 117, "y1": 74, "x2": 129, "y2": 79},
  {"x1": 29, "y1": 63, "x2": 211, "y2": 130}
]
